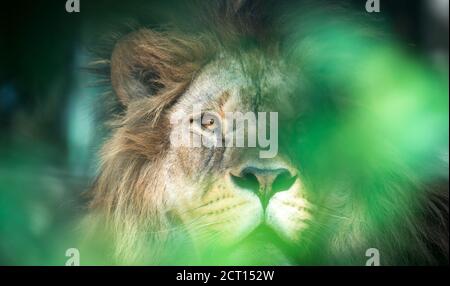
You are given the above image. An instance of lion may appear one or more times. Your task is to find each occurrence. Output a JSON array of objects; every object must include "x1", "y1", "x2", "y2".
[{"x1": 84, "y1": 0, "x2": 449, "y2": 265}]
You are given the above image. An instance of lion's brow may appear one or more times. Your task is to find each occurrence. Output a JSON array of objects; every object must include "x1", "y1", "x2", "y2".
[{"x1": 217, "y1": 90, "x2": 231, "y2": 115}]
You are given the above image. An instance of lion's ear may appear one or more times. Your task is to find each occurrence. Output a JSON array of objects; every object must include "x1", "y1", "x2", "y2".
[
  {"x1": 110, "y1": 29, "x2": 206, "y2": 106},
  {"x1": 110, "y1": 30, "x2": 153, "y2": 105}
]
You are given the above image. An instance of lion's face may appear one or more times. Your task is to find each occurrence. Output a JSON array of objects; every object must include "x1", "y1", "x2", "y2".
[
  {"x1": 90, "y1": 18, "x2": 448, "y2": 265},
  {"x1": 163, "y1": 55, "x2": 308, "y2": 250},
  {"x1": 100, "y1": 27, "x2": 381, "y2": 264}
]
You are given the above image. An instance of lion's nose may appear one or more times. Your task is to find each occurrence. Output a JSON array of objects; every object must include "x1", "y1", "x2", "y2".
[{"x1": 231, "y1": 167, "x2": 297, "y2": 208}]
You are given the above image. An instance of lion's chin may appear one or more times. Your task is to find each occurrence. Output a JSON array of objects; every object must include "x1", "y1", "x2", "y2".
[{"x1": 218, "y1": 225, "x2": 298, "y2": 265}]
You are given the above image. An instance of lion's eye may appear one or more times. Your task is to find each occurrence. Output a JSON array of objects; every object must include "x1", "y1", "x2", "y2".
[{"x1": 201, "y1": 113, "x2": 219, "y2": 130}]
